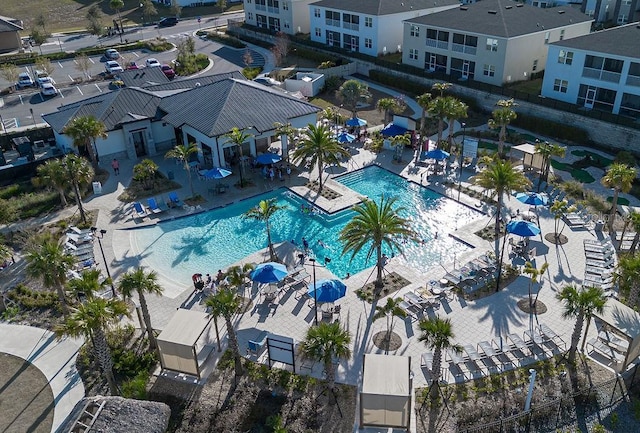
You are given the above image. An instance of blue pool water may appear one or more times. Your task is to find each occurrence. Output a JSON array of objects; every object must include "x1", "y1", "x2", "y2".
[{"x1": 129, "y1": 166, "x2": 482, "y2": 284}]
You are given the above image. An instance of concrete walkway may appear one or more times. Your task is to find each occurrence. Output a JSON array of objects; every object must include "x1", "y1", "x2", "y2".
[{"x1": 0, "y1": 324, "x2": 84, "y2": 433}]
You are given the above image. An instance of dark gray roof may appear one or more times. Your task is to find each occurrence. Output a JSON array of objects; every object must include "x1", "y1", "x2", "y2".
[
  {"x1": 406, "y1": 0, "x2": 592, "y2": 38},
  {"x1": 117, "y1": 68, "x2": 170, "y2": 87},
  {"x1": 159, "y1": 79, "x2": 321, "y2": 137},
  {"x1": 0, "y1": 15, "x2": 22, "y2": 32},
  {"x1": 145, "y1": 71, "x2": 245, "y2": 91},
  {"x1": 309, "y1": 0, "x2": 460, "y2": 15},
  {"x1": 550, "y1": 22, "x2": 640, "y2": 59}
]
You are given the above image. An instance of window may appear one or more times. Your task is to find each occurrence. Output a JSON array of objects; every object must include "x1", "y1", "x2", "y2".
[
  {"x1": 248, "y1": 12, "x2": 253, "y2": 20},
  {"x1": 284, "y1": 21, "x2": 290, "y2": 29},
  {"x1": 314, "y1": 8, "x2": 320, "y2": 18},
  {"x1": 623, "y1": 0, "x2": 632, "y2": 4},
  {"x1": 544, "y1": 31, "x2": 550, "y2": 44},
  {"x1": 483, "y1": 64, "x2": 495, "y2": 77},
  {"x1": 553, "y1": 79, "x2": 568, "y2": 93},
  {"x1": 247, "y1": 0, "x2": 251, "y2": 3},
  {"x1": 486, "y1": 38, "x2": 498, "y2": 52},
  {"x1": 586, "y1": 9, "x2": 595, "y2": 17},
  {"x1": 559, "y1": 29, "x2": 565, "y2": 41},
  {"x1": 365, "y1": 17, "x2": 372, "y2": 28},
  {"x1": 618, "y1": 14, "x2": 628, "y2": 24},
  {"x1": 409, "y1": 49, "x2": 418, "y2": 60},
  {"x1": 315, "y1": 27, "x2": 321, "y2": 37},
  {"x1": 410, "y1": 25, "x2": 420, "y2": 37},
  {"x1": 282, "y1": 2, "x2": 288, "y2": 10},
  {"x1": 365, "y1": 38, "x2": 372, "y2": 49},
  {"x1": 532, "y1": 59, "x2": 538, "y2": 71},
  {"x1": 558, "y1": 50, "x2": 573, "y2": 65}
]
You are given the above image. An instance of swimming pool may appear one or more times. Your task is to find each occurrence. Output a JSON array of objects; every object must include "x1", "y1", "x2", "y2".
[{"x1": 128, "y1": 166, "x2": 482, "y2": 285}]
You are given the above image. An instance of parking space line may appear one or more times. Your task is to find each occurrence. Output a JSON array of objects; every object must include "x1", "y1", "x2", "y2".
[
  {"x1": 94, "y1": 84, "x2": 102, "y2": 93},
  {"x1": 89, "y1": 58, "x2": 95, "y2": 64},
  {"x1": 133, "y1": 52, "x2": 140, "y2": 58},
  {"x1": 18, "y1": 95, "x2": 23, "y2": 105},
  {"x1": 76, "y1": 86, "x2": 83, "y2": 95},
  {"x1": 0, "y1": 98, "x2": 3, "y2": 108},
  {"x1": 68, "y1": 74, "x2": 74, "y2": 82},
  {"x1": 58, "y1": 62, "x2": 63, "y2": 68},
  {"x1": 59, "y1": 90, "x2": 64, "y2": 99}
]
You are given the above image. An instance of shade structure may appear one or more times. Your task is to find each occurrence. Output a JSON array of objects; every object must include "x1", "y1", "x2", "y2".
[
  {"x1": 308, "y1": 279, "x2": 347, "y2": 303},
  {"x1": 345, "y1": 117, "x2": 367, "y2": 127},
  {"x1": 421, "y1": 149, "x2": 450, "y2": 161},
  {"x1": 256, "y1": 152, "x2": 282, "y2": 165},
  {"x1": 380, "y1": 123, "x2": 408, "y2": 137},
  {"x1": 250, "y1": 262, "x2": 289, "y2": 283},
  {"x1": 335, "y1": 132, "x2": 356, "y2": 143},
  {"x1": 506, "y1": 220, "x2": 541, "y2": 237},
  {"x1": 203, "y1": 167, "x2": 232, "y2": 180},
  {"x1": 515, "y1": 192, "x2": 548, "y2": 206}
]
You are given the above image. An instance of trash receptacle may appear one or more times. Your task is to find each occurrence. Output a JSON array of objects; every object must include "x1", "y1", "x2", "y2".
[
  {"x1": 167, "y1": 171, "x2": 174, "y2": 180},
  {"x1": 595, "y1": 220, "x2": 604, "y2": 232}
]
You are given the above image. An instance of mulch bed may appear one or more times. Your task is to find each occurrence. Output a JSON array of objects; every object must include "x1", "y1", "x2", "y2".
[
  {"x1": 356, "y1": 271, "x2": 412, "y2": 302},
  {"x1": 516, "y1": 299, "x2": 548, "y2": 314},
  {"x1": 304, "y1": 180, "x2": 342, "y2": 200},
  {"x1": 372, "y1": 331, "x2": 403, "y2": 352},
  {"x1": 545, "y1": 233, "x2": 569, "y2": 245}
]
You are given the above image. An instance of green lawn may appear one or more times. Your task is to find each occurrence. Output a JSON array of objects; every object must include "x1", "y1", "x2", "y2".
[{"x1": 506, "y1": 79, "x2": 543, "y2": 96}]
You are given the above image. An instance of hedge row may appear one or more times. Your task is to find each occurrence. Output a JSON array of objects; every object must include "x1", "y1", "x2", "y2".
[{"x1": 512, "y1": 114, "x2": 590, "y2": 144}]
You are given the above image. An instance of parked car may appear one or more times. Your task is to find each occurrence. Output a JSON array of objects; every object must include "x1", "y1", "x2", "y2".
[
  {"x1": 17, "y1": 72, "x2": 35, "y2": 88},
  {"x1": 158, "y1": 17, "x2": 178, "y2": 27},
  {"x1": 161, "y1": 64, "x2": 176, "y2": 79},
  {"x1": 40, "y1": 82, "x2": 58, "y2": 96},
  {"x1": 105, "y1": 49, "x2": 120, "y2": 60},
  {"x1": 253, "y1": 76, "x2": 282, "y2": 87},
  {"x1": 105, "y1": 61, "x2": 124, "y2": 74},
  {"x1": 126, "y1": 61, "x2": 140, "y2": 70},
  {"x1": 35, "y1": 70, "x2": 53, "y2": 87},
  {"x1": 145, "y1": 58, "x2": 161, "y2": 68}
]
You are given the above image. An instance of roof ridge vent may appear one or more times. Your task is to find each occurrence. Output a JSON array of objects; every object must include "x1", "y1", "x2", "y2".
[
  {"x1": 558, "y1": 10, "x2": 565, "y2": 14},
  {"x1": 505, "y1": 5, "x2": 512, "y2": 9},
  {"x1": 460, "y1": 6, "x2": 468, "y2": 10},
  {"x1": 488, "y1": 10, "x2": 498, "y2": 14},
  {"x1": 516, "y1": 3, "x2": 524, "y2": 6}
]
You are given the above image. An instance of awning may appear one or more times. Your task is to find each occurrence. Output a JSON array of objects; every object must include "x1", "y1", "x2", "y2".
[{"x1": 380, "y1": 123, "x2": 408, "y2": 137}]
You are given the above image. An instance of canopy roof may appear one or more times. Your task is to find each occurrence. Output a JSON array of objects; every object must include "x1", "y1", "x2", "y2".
[
  {"x1": 362, "y1": 354, "x2": 410, "y2": 396},
  {"x1": 595, "y1": 298, "x2": 640, "y2": 340},
  {"x1": 511, "y1": 143, "x2": 536, "y2": 155},
  {"x1": 157, "y1": 309, "x2": 212, "y2": 347}
]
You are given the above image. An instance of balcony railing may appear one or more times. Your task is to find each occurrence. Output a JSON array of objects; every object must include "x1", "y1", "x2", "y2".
[
  {"x1": 267, "y1": 6, "x2": 278, "y2": 13},
  {"x1": 626, "y1": 75, "x2": 640, "y2": 87},
  {"x1": 452, "y1": 43, "x2": 476, "y2": 55},
  {"x1": 256, "y1": 4, "x2": 266, "y2": 11},
  {"x1": 343, "y1": 23, "x2": 359, "y2": 31},
  {"x1": 325, "y1": 19, "x2": 340, "y2": 27},
  {"x1": 582, "y1": 67, "x2": 621, "y2": 83},
  {"x1": 426, "y1": 39, "x2": 448, "y2": 49}
]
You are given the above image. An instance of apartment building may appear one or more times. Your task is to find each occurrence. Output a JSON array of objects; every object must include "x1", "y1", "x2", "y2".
[
  {"x1": 581, "y1": 0, "x2": 640, "y2": 24},
  {"x1": 243, "y1": 0, "x2": 317, "y2": 35}
]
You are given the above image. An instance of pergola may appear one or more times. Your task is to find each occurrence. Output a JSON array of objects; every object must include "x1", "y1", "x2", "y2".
[
  {"x1": 592, "y1": 298, "x2": 640, "y2": 371},
  {"x1": 511, "y1": 143, "x2": 544, "y2": 172},
  {"x1": 156, "y1": 309, "x2": 214, "y2": 378}
]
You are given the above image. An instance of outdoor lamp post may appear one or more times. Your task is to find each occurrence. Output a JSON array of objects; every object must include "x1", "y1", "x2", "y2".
[
  {"x1": 457, "y1": 122, "x2": 466, "y2": 202},
  {"x1": 91, "y1": 227, "x2": 116, "y2": 297},
  {"x1": 309, "y1": 257, "x2": 318, "y2": 326},
  {"x1": 525, "y1": 368, "x2": 537, "y2": 411}
]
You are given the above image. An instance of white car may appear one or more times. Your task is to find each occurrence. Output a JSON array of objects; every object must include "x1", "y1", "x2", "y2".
[
  {"x1": 105, "y1": 49, "x2": 120, "y2": 60},
  {"x1": 17, "y1": 72, "x2": 35, "y2": 88},
  {"x1": 105, "y1": 61, "x2": 124, "y2": 74},
  {"x1": 145, "y1": 58, "x2": 161, "y2": 68},
  {"x1": 35, "y1": 70, "x2": 53, "y2": 87},
  {"x1": 40, "y1": 82, "x2": 58, "y2": 96}
]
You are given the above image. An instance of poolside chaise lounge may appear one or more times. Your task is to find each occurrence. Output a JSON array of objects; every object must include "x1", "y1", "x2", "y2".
[
  {"x1": 147, "y1": 197, "x2": 164, "y2": 214},
  {"x1": 247, "y1": 330, "x2": 269, "y2": 357},
  {"x1": 132, "y1": 202, "x2": 149, "y2": 220},
  {"x1": 168, "y1": 192, "x2": 185, "y2": 207}
]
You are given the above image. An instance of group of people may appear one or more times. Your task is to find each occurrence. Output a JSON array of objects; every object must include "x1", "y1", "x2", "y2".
[
  {"x1": 260, "y1": 164, "x2": 292, "y2": 182},
  {"x1": 192, "y1": 269, "x2": 227, "y2": 293}
]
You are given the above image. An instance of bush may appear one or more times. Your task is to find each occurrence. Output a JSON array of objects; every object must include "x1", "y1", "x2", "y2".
[
  {"x1": 174, "y1": 53, "x2": 210, "y2": 76},
  {"x1": 207, "y1": 32, "x2": 246, "y2": 48},
  {"x1": 7, "y1": 284, "x2": 59, "y2": 309},
  {"x1": 512, "y1": 113, "x2": 590, "y2": 143},
  {"x1": 112, "y1": 348, "x2": 157, "y2": 379},
  {"x1": 242, "y1": 67, "x2": 262, "y2": 80},
  {"x1": 121, "y1": 372, "x2": 149, "y2": 399},
  {"x1": 144, "y1": 39, "x2": 173, "y2": 52}
]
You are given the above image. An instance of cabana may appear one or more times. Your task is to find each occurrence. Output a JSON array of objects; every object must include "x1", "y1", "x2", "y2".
[
  {"x1": 360, "y1": 354, "x2": 412, "y2": 430},
  {"x1": 157, "y1": 309, "x2": 215, "y2": 378},
  {"x1": 511, "y1": 143, "x2": 544, "y2": 172},
  {"x1": 591, "y1": 298, "x2": 640, "y2": 372}
]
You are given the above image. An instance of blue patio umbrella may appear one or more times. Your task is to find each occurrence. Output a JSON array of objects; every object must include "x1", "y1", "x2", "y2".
[
  {"x1": 345, "y1": 117, "x2": 367, "y2": 127},
  {"x1": 380, "y1": 123, "x2": 408, "y2": 137},
  {"x1": 250, "y1": 262, "x2": 289, "y2": 283},
  {"x1": 335, "y1": 132, "x2": 356, "y2": 143},
  {"x1": 515, "y1": 192, "x2": 548, "y2": 206},
  {"x1": 422, "y1": 149, "x2": 450, "y2": 161},
  {"x1": 506, "y1": 220, "x2": 541, "y2": 237},
  {"x1": 308, "y1": 279, "x2": 347, "y2": 303},
  {"x1": 256, "y1": 152, "x2": 282, "y2": 165},
  {"x1": 203, "y1": 167, "x2": 232, "y2": 180}
]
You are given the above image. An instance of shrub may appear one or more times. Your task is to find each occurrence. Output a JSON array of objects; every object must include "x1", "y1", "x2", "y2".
[
  {"x1": 7, "y1": 284, "x2": 59, "y2": 309},
  {"x1": 121, "y1": 372, "x2": 149, "y2": 399},
  {"x1": 615, "y1": 151, "x2": 636, "y2": 168},
  {"x1": 175, "y1": 53, "x2": 209, "y2": 76},
  {"x1": 207, "y1": 32, "x2": 246, "y2": 48},
  {"x1": 144, "y1": 39, "x2": 173, "y2": 52},
  {"x1": 323, "y1": 75, "x2": 341, "y2": 92},
  {"x1": 512, "y1": 113, "x2": 590, "y2": 143},
  {"x1": 111, "y1": 348, "x2": 157, "y2": 379},
  {"x1": 242, "y1": 67, "x2": 262, "y2": 80}
]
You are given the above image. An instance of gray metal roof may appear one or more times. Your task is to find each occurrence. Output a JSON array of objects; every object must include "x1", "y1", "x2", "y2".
[
  {"x1": 406, "y1": 0, "x2": 592, "y2": 38},
  {"x1": 309, "y1": 0, "x2": 460, "y2": 15},
  {"x1": 550, "y1": 22, "x2": 640, "y2": 59},
  {"x1": 117, "y1": 68, "x2": 170, "y2": 87},
  {"x1": 159, "y1": 78, "x2": 321, "y2": 137},
  {"x1": 0, "y1": 16, "x2": 23, "y2": 32},
  {"x1": 144, "y1": 71, "x2": 245, "y2": 91}
]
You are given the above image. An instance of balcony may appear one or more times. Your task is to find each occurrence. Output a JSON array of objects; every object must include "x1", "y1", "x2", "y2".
[
  {"x1": 426, "y1": 39, "x2": 448, "y2": 50},
  {"x1": 267, "y1": 6, "x2": 279, "y2": 13},
  {"x1": 582, "y1": 67, "x2": 621, "y2": 83},
  {"x1": 452, "y1": 43, "x2": 476, "y2": 55},
  {"x1": 256, "y1": 4, "x2": 266, "y2": 11},
  {"x1": 325, "y1": 19, "x2": 340, "y2": 27},
  {"x1": 626, "y1": 75, "x2": 640, "y2": 87},
  {"x1": 343, "y1": 23, "x2": 359, "y2": 31}
]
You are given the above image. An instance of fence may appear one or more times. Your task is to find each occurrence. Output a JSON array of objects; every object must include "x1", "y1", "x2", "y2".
[{"x1": 457, "y1": 364, "x2": 640, "y2": 433}]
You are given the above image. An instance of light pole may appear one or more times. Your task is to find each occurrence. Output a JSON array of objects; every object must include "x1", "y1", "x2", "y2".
[
  {"x1": 91, "y1": 227, "x2": 116, "y2": 297},
  {"x1": 525, "y1": 368, "x2": 537, "y2": 411},
  {"x1": 457, "y1": 122, "x2": 466, "y2": 202},
  {"x1": 309, "y1": 257, "x2": 318, "y2": 326}
]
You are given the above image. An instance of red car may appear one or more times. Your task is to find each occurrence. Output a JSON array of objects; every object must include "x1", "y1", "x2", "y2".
[
  {"x1": 126, "y1": 61, "x2": 140, "y2": 70},
  {"x1": 161, "y1": 64, "x2": 176, "y2": 79}
]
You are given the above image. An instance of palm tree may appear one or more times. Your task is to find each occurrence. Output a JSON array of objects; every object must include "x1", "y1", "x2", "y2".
[
  {"x1": 36, "y1": 158, "x2": 69, "y2": 206},
  {"x1": 534, "y1": 141, "x2": 566, "y2": 192},
  {"x1": 418, "y1": 316, "x2": 462, "y2": 396},
  {"x1": 446, "y1": 98, "x2": 468, "y2": 149},
  {"x1": 602, "y1": 163, "x2": 637, "y2": 231},
  {"x1": 416, "y1": 92, "x2": 432, "y2": 142},
  {"x1": 109, "y1": 0, "x2": 124, "y2": 36},
  {"x1": 223, "y1": 127, "x2": 254, "y2": 188},
  {"x1": 55, "y1": 297, "x2": 129, "y2": 395},
  {"x1": 273, "y1": 122, "x2": 297, "y2": 162},
  {"x1": 298, "y1": 322, "x2": 351, "y2": 395},
  {"x1": 373, "y1": 298, "x2": 407, "y2": 353},
  {"x1": 337, "y1": 79, "x2": 371, "y2": 118},
  {"x1": 132, "y1": 159, "x2": 159, "y2": 190},
  {"x1": 339, "y1": 196, "x2": 416, "y2": 289},
  {"x1": 615, "y1": 253, "x2": 640, "y2": 307},
  {"x1": 118, "y1": 268, "x2": 164, "y2": 351},
  {"x1": 549, "y1": 199, "x2": 576, "y2": 242},
  {"x1": 165, "y1": 142, "x2": 198, "y2": 198},
  {"x1": 226, "y1": 263, "x2": 255, "y2": 294},
  {"x1": 243, "y1": 199, "x2": 287, "y2": 262},
  {"x1": 61, "y1": 154, "x2": 95, "y2": 223},
  {"x1": 628, "y1": 213, "x2": 640, "y2": 252},
  {"x1": 25, "y1": 234, "x2": 75, "y2": 316},
  {"x1": 556, "y1": 285, "x2": 606, "y2": 363},
  {"x1": 63, "y1": 115, "x2": 107, "y2": 166},
  {"x1": 488, "y1": 99, "x2": 517, "y2": 156},
  {"x1": 205, "y1": 288, "x2": 244, "y2": 376},
  {"x1": 376, "y1": 97, "x2": 400, "y2": 124},
  {"x1": 66, "y1": 268, "x2": 108, "y2": 302},
  {"x1": 427, "y1": 96, "x2": 450, "y2": 146},
  {"x1": 471, "y1": 157, "x2": 531, "y2": 239},
  {"x1": 432, "y1": 82, "x2": 452, "y2": 97},
  {"x1": 291, "y1": 124, "x2": 350, "y2": 193},
  {"x1": 522, "y1": 261, "x2": 549, "y2": 309}
]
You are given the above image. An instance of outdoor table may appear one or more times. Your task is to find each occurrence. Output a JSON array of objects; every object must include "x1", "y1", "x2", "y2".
[
  {"x1": 320, "y1": 303, "x2": 335, "y2": 313},
  {"x1": 522, "y1": 211, "x2": 536, "y2": 221}
]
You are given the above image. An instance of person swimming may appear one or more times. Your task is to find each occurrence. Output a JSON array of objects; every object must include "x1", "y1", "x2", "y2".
[{"x1": 317, "y1": 239, "x2": 327, "y2": 248}]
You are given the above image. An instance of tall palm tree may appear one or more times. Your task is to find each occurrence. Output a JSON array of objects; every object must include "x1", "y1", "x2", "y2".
[
  {"x1": 118, "y1": 268, "x2": 164, "y2": 351},
  {"x1": 628, "y1": 212, "x2": 640, "y2": 252},
  {"x1": 446, "y1": 98, "x2": 468, "y2": 149},
  {"x1": 63, "y1": 115, "x2": 107, "y2": 166},
  {"x1": 291, "y1": 124, "x2": 350, "y2": 192},
  {"x1": 36, "y1": 158, "x2": 69, "y2": 206},
  {"x1": 55, "y1": 297, "x2": 129, "y2": 395},
  {"x1": 615, "y1": 253, "x2": 640, "y2": 308},
  {"x1": 243, "y1": 199, "x2": 287, "y2": 262},
  {"x1": 61, "y1": 154, "x2": 95, "y2": 223},
  {"x1": 602, "y1": 163, "x2": 637, "y2": 231},
  {"x1": 376, "y1": 97, "x2": 400, "y2": 124},
  {"x1": 339, "y1": 196, "x2": 416, "y2": 289},
  {"x1": 471, "y1": 157, "x2": 531, "y2": 239},
  {"x1": 534, "y1": 141, "x2": 566, "y2": 192},
  {"x1": 273, "y1": 121, "x2": 297, "y2": 162},
  {"x1": 488, "y1": 99, "x2": 517, "y2": 156},
  {"x1": 427, "y1": 96, "x2": 450, "y2": 146},
  {"x1": 432, "y1": 82, "x2": 452, "y2": 97},
  {"x1": 205, "y1": 288, "x2": 244, "y2": 376},
  {"x1": 165, "y1": 142, "x2": 198, "y2": 198},
  {"x1": 522, "y1": 261, "x2": 549, "y2": 309},
  {"x1": 556, "y1": 285, "x2": 606, "y2": 362},
  {"x1": 416, "y1": 92, "x2": 432, "y2": 141},
  {"x1": 298, "y1": 322, "x2": 351, "y2": 395},
  {"x1": 373, "y1": 298, "x2": 407, "y2": 353},
  {"x1": 25, "y1": 234, "x2": 75, "y2": 316},
  {"x1": 223, "y1": 127, "x2": 254, "y2": 188},
  {"x1": 549, "y1": 199, "x2": 576, "y2": 242},
  {"x1": 66, "y1": 268, "x2": 108, "y2": 302},
  {"x1": 418, "y1": 316, "x2": 462, "y2": 396},
  {"x1": 337, "y1": 79, "x2": 371, "y2": 118}
]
